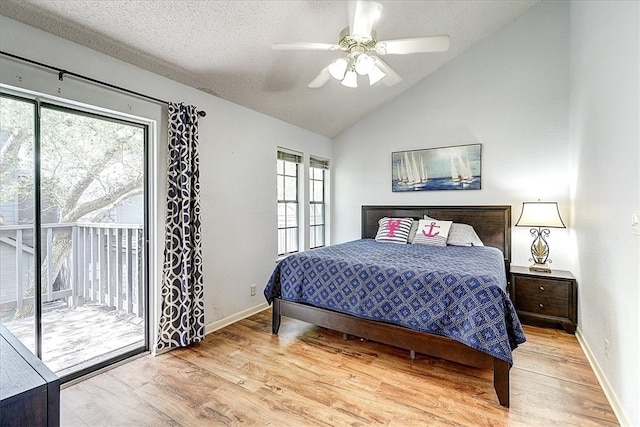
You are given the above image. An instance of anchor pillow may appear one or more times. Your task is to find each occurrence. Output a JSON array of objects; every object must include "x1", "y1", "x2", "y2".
[{"x1": 413, "y1": 218, "x2": 453, "y2": 246}]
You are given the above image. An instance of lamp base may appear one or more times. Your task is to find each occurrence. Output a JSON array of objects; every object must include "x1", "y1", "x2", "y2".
[{"x1": 529, "y1": 263, "x2": 552, "y2": 273}]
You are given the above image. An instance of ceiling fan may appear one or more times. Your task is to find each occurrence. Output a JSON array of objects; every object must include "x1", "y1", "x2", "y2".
[{"x1": 272, "y1": 0, "x2": 450, "y2": 89}]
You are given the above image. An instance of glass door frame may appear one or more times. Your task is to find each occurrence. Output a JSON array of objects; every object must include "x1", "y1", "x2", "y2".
[{"x1": 0, "y1": 90, "x2": 150, "y2": 384}]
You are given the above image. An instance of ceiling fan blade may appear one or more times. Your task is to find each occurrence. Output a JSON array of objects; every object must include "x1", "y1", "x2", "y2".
[
  {"x1": 308, "y1": 67, "x2": 332, "y2": 88},
  {"x1": 375, "y1": 35, "x2": 450, "y2": 55},
  {"x1": 371, "y1": 57, "x2": 402, "y2": 87},
  {"x1": 348, "y1": 0, "x2": 383, "y2": 39},
  {"x1": 272, "y1": 42, "x2": 340, "y2": 51}
]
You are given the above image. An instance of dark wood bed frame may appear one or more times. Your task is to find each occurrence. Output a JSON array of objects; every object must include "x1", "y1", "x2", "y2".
[{"x1": 271, "y1": 205, "x2": 513, "y2": 407}]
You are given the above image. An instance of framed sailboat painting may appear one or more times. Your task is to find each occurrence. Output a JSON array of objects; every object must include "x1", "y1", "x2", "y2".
[{"x1": 392, "y1": 143, "x2": 482, "y2": 192}]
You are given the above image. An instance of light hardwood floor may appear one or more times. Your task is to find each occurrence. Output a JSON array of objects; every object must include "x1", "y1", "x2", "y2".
[{"x1": 60, "y1": 309, "x2": 618, "y2": 426}]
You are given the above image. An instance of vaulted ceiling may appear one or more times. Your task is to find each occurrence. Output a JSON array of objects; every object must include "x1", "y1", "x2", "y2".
[{"x1": 0, "y1": 1, "x2": 538, "y2": 137}]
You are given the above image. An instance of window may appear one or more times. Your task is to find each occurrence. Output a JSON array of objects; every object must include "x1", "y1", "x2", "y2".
[
  {"x1": 277, "y1": 150, "x2": 301, "y2": 256},
  {"x1": 309, "y1": 156, "x2": 329, "y2": 249}
]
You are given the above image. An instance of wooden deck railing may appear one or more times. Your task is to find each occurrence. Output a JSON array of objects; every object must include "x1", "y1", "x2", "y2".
[{"x1": 0, "y1": 223, "x2": 144, "y2": 317}]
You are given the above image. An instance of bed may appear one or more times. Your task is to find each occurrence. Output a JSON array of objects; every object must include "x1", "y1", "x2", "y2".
[{"x1": 264, "y1": 205, "x2": 525, "y2": 407}]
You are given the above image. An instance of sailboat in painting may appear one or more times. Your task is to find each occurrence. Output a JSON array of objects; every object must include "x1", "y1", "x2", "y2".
[
  {"x1": 458, "y1": 154, "x2": 471, "y2": 184},
  {"x1": 450, "y1": 156, "x2": 460, "y2": 183},
  {"x1": 396, "y1": 162, "x2": 405, "y2": 185},
  {"x1": 419, "y1": 155, "x2": 428, "y2": 183},
  {"x1": 451, "y1": 152, "x2": 473, "y2": 185},
  {"x1": 464, "y1": 157, "x2": 473, "y2": 184},
  {"x1": 395, "y1": 154, "x2": 409, "y2": 186},
  {"x1": 401, "y1": 152, "x2": 416, "y2": 187}
]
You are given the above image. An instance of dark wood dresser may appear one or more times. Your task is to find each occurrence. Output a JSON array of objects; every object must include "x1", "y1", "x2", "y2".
[
  {"x1": 0, "y1": 325, "x2": 60, "y2": 427},
  {"x1": 509, "y1": 266, "x2": 578, "y2": 333}
]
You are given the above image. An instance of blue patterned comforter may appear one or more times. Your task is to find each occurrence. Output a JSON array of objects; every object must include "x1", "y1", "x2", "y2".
[{"x1": 264, "y1": 239, "x2": 526, "y2": 364}]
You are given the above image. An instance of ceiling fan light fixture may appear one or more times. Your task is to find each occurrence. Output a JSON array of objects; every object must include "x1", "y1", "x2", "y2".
[
  {"x1": 368, "y1": 64, "x2": 385, "y2": 85},
  {"x1": 355, "y1": 53, "x2": 375, "y2": 75},
  {"x1": 328, "y1": 57, "x2": 348, "y2": 80},
  {"x1": 277, "y1": 0, "x2": 449, "y2": 89},
  {"x1": 341, "y1": 69, "x2": 358, "y2": 88}
]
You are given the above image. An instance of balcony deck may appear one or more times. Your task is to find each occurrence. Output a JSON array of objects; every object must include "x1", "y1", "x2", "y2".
[
  {"x1": 1, "y1": 221, "x2": 146, "y2": 375},
  {"x1": 2, "y1": 302, "x2": 145, "y2": 375}
]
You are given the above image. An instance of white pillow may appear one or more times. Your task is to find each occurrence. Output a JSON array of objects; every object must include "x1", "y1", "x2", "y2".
[
  {"x1": 407, "y1": 220, "x2": 419, "y2": 243},
  {"x1": 412, "y1": 218, "x2": 453, "y2": 246},
  {"x1": 446, "y1": 223, "x2": 484, "y2": 247},
  {"x1": 375, "y1": 217, "x2": 414, "y2": 244}
]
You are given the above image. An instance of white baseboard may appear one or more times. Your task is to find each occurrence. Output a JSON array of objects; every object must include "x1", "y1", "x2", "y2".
[
  {"x1": 575, "y1": 328, "x2": 630, "y2": 426},
  {"x1": 204, "y1": 302, "x2": 270, "y2": 335}
]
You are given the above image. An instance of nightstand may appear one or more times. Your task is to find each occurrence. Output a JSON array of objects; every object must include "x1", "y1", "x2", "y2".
[{"x1": 509, "y1": 265, "x2": 578, "y2": 334}]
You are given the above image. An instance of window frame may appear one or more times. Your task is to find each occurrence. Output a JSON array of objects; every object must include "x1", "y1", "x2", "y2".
[
  {"x1": 276, "y1": 149, "x2": 302, "y2": 256},
  {"x1": 309, "y1": 156, "x2": 329, "y2": 249}
]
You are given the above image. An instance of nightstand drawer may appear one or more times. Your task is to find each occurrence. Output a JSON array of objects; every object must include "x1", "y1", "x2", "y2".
[
  {"x1": 517, "y1": 297, "x2": 568, "y2": 318},
  {"x1": 514, "y1": 277, "x2": 569, "y2": 301}
]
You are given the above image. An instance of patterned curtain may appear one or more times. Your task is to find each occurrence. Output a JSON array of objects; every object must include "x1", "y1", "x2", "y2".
[{"x1": 156, "y1": 103, "x2": 205, "y2": 351}]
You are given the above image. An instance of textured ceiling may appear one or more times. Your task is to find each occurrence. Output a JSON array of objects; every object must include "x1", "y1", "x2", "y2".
[{"x1": 0, "y1": 0, "x2": 538, "y2": 138}]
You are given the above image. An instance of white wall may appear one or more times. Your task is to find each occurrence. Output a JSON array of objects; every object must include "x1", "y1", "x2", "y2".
[
  {"x1": 569, "y1": 2, "x2": 639, "y2": 425},
  {"x1": 0, "y1": 16, "x2": 332, "y2": 347},
  {"x1": 333, "y1": 1, "x2": 572, "y2": 270}
]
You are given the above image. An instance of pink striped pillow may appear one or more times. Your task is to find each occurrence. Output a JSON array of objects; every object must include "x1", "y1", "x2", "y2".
[{"x1": 374, "y1": 217, "x2": 414, "y2": 244}]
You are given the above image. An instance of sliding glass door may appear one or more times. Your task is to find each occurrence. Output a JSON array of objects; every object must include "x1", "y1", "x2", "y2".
[
  {"x1": 0, "y1": 93, "x2": 148, "y2": 381},
  {"x1": 0, "y1": 95, "x2": 36, "y2": 354}
]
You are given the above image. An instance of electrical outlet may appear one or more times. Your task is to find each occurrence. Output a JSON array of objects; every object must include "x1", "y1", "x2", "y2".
[
  {"x1": 632, "y1": 213, "x2": 640, "y2": 236},
  {"x1": 250, "y1": 284, "x2": 257, "y2": 296},
  {"x1": 604, "y1": 339, "x2": 610, "y2": 360}
]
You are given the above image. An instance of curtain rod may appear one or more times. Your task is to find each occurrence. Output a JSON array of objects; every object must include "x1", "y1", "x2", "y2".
[{"x1": 0, "y1": 50, "x2": 206, "y2": 117}]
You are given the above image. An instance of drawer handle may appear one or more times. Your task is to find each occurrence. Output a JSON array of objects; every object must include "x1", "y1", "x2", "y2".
[
  {"x1": 539, "y1": 286, "x2": 545, "y2": 291},
  {"x1": 539, "y1": 303, "x2": 544, "y2": 308}
]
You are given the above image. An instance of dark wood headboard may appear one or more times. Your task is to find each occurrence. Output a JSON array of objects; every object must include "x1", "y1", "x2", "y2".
[{"x1": 361, "y1": 205, "x2": 512, "y2": 272}]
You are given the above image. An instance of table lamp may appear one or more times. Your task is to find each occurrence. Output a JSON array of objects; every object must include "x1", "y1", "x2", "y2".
[{"x1": 515, "y1": 201, "x2": 566, "y2": 273}]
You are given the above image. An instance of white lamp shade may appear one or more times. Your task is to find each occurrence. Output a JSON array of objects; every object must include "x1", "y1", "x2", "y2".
[
  {"x1": 368, "y1": 64, "x2": 385, "y2": 85},
  {"x1": 355, "y1": 54, "x2": 375, "y2": 75},
  {"x1": 515, "y1": 202, "x2": 566, "y2": 228},
  {"x1": 341, "y1": 70, "x2": 358, "y2": 88},
  {"x1": 328, "y1": 58, "x2": 348, "y2": 80}
]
